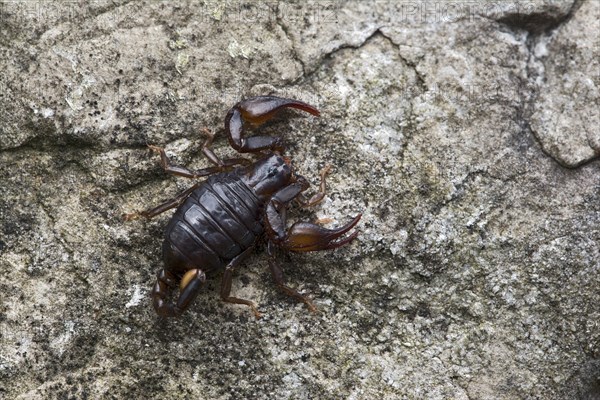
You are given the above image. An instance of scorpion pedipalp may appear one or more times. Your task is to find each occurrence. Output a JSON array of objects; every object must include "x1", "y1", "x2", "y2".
[
  {"x1": 279, "y1": 214, "x2": 362, "y2": 252},
  {"x1": 225, "y1": 95, "x2": 320, "y2": 154}
]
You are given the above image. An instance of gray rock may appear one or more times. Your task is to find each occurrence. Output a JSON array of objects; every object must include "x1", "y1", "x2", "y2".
[
  {"x1": 528, "y1": 0, "x2": 600, "y2": 167},
  {"x1": 1, "y1": 1, "x2": 598, "y2": 399}
]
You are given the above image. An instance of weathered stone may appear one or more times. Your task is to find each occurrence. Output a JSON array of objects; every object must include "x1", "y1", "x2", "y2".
[
  {"x1": 1, "y1": 1, "x2": 598, "y2": 399},
  {"x1": 528, "y1": 0, "x2": 599, "y2": 167}
]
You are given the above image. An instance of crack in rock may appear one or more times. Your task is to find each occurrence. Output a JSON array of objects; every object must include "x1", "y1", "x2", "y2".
[{"x1": 491, "y1": 0, "x2": 599, "y2": 168}]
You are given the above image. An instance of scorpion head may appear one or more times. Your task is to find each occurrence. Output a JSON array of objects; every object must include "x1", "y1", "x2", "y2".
[{"x1": 243, "y1": 153, "x2": 293, "y2": 198}]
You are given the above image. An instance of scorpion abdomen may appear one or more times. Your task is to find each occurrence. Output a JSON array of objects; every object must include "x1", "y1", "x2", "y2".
[{"x1": 163, "y1": 172, "x2": 263, "y2": 275}]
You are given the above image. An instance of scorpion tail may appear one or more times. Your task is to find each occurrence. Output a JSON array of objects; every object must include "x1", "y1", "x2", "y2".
[{"x1": 152, "y1": 268, "x2": 206, "y2": 317}]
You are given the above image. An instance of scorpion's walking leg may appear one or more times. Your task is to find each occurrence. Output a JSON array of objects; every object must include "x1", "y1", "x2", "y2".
[
  {"x1": 152, "y1": 268, "x2": 207, "y2": 317},
  {"x1": 146, "y1": 141, "x2": 244, "y2": 179},
  {"x1": 219, "y1": 248, "x2": 261, "y2": 318},
  {"x1": 295, "y1": 164, "x2": 331, "y2": 208},
  {"x1": 267, "y1": 242, "x2": 317, "y2": 312},
  {"x1": 199, "y1": 128, "x2": 249, "y2": 168},
  {"x1": 124, "y1": 131, "x2": 249, "y2": 220},
  {"x1": 123, "y1": 182, "x2": 202, "y2": 221},
  {"x1": 224, "y1": 96, "x2": 320, "y2": 153}
]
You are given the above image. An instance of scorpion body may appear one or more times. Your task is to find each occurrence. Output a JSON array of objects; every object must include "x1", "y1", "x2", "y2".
[
  {"x1": 125, "y1": 96, "x2": 361, "y2": 318},
  {"x1": 162, "y1": 154, "x2": 290, "y2": 276}
]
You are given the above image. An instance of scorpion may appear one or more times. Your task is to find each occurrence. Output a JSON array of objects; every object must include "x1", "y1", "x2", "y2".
[{"x1": 124, "y1": 96, "x2": 361, "y2": 318}]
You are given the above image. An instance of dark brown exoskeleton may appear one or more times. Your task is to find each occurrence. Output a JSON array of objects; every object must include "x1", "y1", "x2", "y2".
[{"x1": 124, "y1": 96, "x2": 361, "y2": 318}]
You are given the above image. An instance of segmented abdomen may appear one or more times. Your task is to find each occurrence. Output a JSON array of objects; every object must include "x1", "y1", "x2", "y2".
[{"x1": 163, "y1": 172, "x2": 263, "y2": 272}]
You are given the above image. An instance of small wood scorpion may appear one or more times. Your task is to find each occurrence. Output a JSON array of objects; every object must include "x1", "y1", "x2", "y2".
[{"x1": 124, "y1": 96, "x2": 361, "y2": 318}]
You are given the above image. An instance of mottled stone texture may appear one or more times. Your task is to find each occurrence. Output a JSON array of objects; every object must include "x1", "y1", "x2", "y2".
[{"x1": 1, "y1": 1, "x2": 598, "y2": 399}]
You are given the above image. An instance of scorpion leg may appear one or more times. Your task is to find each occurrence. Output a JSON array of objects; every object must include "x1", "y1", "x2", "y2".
[
  {"x1": 225, "y1": 96, "x2": 320, "y2": 153},
  {"x1": 265, "y1": 177, "x2": 361, "y2": 252},
  {"x1": 146, "y1": 144, "x2": 243, "y2": 179},
  {"x1": 125, "y1": 132, "x2": 248, "y2": 221},
  {"x1": 295, "y1": 164, "x2": 331, "y2": 208},
  {"x1": 123, "y1": 182, "x2": 201, "y2": 221},
  {"x1": 199, "y1": 128, "x2": 249, "y2": 168},
  {"x1": 219, "y1": 248, "x2": 261, "y2": 318},
  {"x1": 267, "y1": 242, "x2": 317, "y2": 313},
  {"x1": 152, "y1": 268, "x2": 207, "y2": 317}
]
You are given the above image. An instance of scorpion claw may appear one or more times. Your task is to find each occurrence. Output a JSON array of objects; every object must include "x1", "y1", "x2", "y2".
[
  {"x1": 225, "y1": 95, "x2": 320, "y2": 153},
  {"x1": 237, "y1": 96, "x2": 320, "y2": 123},
  {"x1": 282, "y1": 214, "x2": 362, "y2": 252}
]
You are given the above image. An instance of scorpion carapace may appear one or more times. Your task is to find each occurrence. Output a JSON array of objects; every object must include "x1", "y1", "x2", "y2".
[{"x1": 124, "y1": 96, "x2": 361, "y2": 318}]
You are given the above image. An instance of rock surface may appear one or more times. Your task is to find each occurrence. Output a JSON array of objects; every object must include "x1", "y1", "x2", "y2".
[{"x1": 1, "y1": 1, "x2": 598, "y2": 399}]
